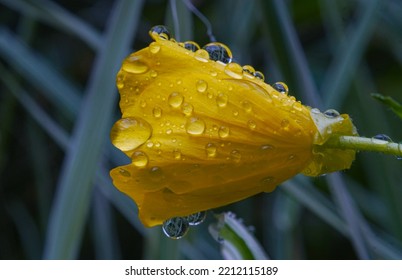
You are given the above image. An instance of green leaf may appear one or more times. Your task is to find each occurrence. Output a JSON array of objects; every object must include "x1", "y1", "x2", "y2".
[
  {"x1": 371, "y1": 93, "x2": 402, "y2": 119},
  {"x1": 209, "y1": 212, "x2": 268, "y2": 260}
]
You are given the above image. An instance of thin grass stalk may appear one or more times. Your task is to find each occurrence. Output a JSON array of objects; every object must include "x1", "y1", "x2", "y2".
[
  {"x1": 262, "y1": 0, "x2": 373, "y2": 258},
  {"x1": 259, "y1": 0, "x2": 321, "y2": 107},
  {"x1": 322, "y1": 0, "x2": 381, "y2": 109},
  {"x1": 327, "y1": 174, "x2": 370, "y2": 259},
  {"x1": 92, "y1": 189, "x2": 121, "y2": 259}
]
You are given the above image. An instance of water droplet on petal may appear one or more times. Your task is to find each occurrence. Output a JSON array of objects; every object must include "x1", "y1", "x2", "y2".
[
  {"x1": 218, "y1": 126, "x2": 230, "y2": 138},
  {"x1": 122, "y1": 56, "x2": 149, "y2": 74},
  {"x1": 168, "y1": 92, "x2": 184, "y2": 108},
  {"x1": 116, "y1": 71, "x2": 125, "y2": 89},
  {"x1": 281, "y1": 119, "x2": 290, "y2": 130},
  {"x1": 323, "y1": 109, "x2": 340, "y2": 118},
  {"x1": 261, "y1": 144, "x2": 274, "y2": 151},
  {"x1": 149, "y1": 70, "x2": 158, "y2": 78},
  {"x1": 149, "y1": 166, "x2": 164, "y2": 182},
  {"x1": 149, "y1": 25, "x2": 171, "y2": 40},
  {"x1": 224, "y1": 62, "x2": 243, "y2": 79},
  {"x1": 310, "y1": 108, "x2": 321, "y2": 114},
  {"x1": 230, "y1": 149, "x2": 241, "y2": 162},
  {"x1": 186, "y1": 118, "x2": 206, "y2": 135},
  {"x1": 196, "y1": 80, "x2": 208, "y2": 93},
  {"x1": 203, "y1": 42, "x2": 233, "y2": 64},
  {"x1": 110, "y1": 117, "x2": 152, "y2": 152},
  {"x1": 183, "y1": 41, "x2": 200, "y2": 52},
  {"x1": 292, "y1": 101, "x2": 303, "y2": 112},
  {"x1": 260, "y1": 176, "x2": 275, "y2": 187},
  {"x1": 242, "y1": 65, "x2": 256, "y2": 78},
  {"x1": 272, "y1": 82, "x2": 289, "y2": 94},
  {"x1": 216, "y1": 92, "x2": 228, "y2": 107},
  {"x1": 162, "y1": 217, "x2": 189, "y2": 239},
  {"x1": 241, "y1": 100, "x2": 252, "y2": 113},
  {"x1": 205, "y1": 143, "x2": 217, "y2": 157},
  {"x1": 173, "y1": 149, "x2": 182, "y2": 160},
  {"x1": 119, "y1": 168, "x2": 131, "y2": 177},
  {"x1": 254, "y1": 71, "x2": 265, "y2": 81},
  {"x1": 194, "y1": 49, "x2": 210, "y2": 62},
  {"x1": 181, "y1": 102, "x2": 194, "y2": 116},
  {"x1": 152, "y1": 106, "x2": 162, "y2": 118},
  {"x1": 186, "y1": 211, "x2": 207, "y2": 226},
  {"x1": 131, "y1": 151, "x2": 149, "y2": 168},
  {"x1": 149, "y1": 42, "x2": 161, "y2": 54},
  {"x1": 247, "y1": 119, "x2": 257, "y2": 130}
]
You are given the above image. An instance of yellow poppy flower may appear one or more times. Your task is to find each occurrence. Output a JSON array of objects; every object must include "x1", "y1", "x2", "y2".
[{"x1": 110, "y1": 26, "x2": 358, "y2": 227}]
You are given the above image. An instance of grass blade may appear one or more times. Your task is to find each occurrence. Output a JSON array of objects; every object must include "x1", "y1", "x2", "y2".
[
  {"x1": 91, "y1": 189, "x2": 121, "y2": 259},
  {"x1": 0, "y1": 62, "x2": 70, "y2": 148},
  {"x1": 0, "y1": 28, "x2": 81, "y2": 118},
  {"x1": 0, "y1": 0, "x2": 102, "y2": 50},
  {"x1": 282, "y1": 177, "x2": 348, "y2": 235},
  {"x1": 43, "y1": 0, "x2": 145, "y2": 259},
  {"x1": 167, "y1": 0, "x2": 193, "y2": 41},
  {"x1": 322, "y1": 0, "x2": 381, "y2": 108},
  {"x1": 259, "y1": 0, "x2": 321, "y2": 107},
  {"x1": 327, "y1": 173, "x2": 370, "y2": 259},
  {"x1": 371, "y1": 93, "x2": 402, "y2": 120}
]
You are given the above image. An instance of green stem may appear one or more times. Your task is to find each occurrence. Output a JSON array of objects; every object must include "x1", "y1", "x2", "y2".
[{"x1": 325, "y1": 135, "x2": 402, "y2": 157}]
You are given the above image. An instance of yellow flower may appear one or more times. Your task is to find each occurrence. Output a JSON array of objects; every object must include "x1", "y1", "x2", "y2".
[{"x1": 110, "y1": 26, "x2": 358, "y2": 227}]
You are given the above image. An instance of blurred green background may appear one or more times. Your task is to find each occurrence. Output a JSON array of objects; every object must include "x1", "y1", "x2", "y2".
[{"x1": 1, "y1": 0, "x2": 402, "y2": 260}]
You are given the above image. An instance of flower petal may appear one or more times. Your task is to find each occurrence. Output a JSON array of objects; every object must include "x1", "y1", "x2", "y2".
[{"x1": 110, "y1": 27, "x2": 358, "y2": 227}]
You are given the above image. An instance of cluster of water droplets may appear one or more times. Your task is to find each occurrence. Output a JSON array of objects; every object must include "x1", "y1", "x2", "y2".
[
  {"x1": 162, "y1": 211, "x2": 207, "y2": 239},
  {"x1": 113, "y1": 26, "x2": 310, "y2": 173},
  {"x1": 114, "y1": 26, "x2": 314, "y2": 236},
  {"x1": 146, "y1": 25, "x2": 297, "y2": 117},
  {"x1": 148, "y1": 25, "x2": 292, "y2": 90}
]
